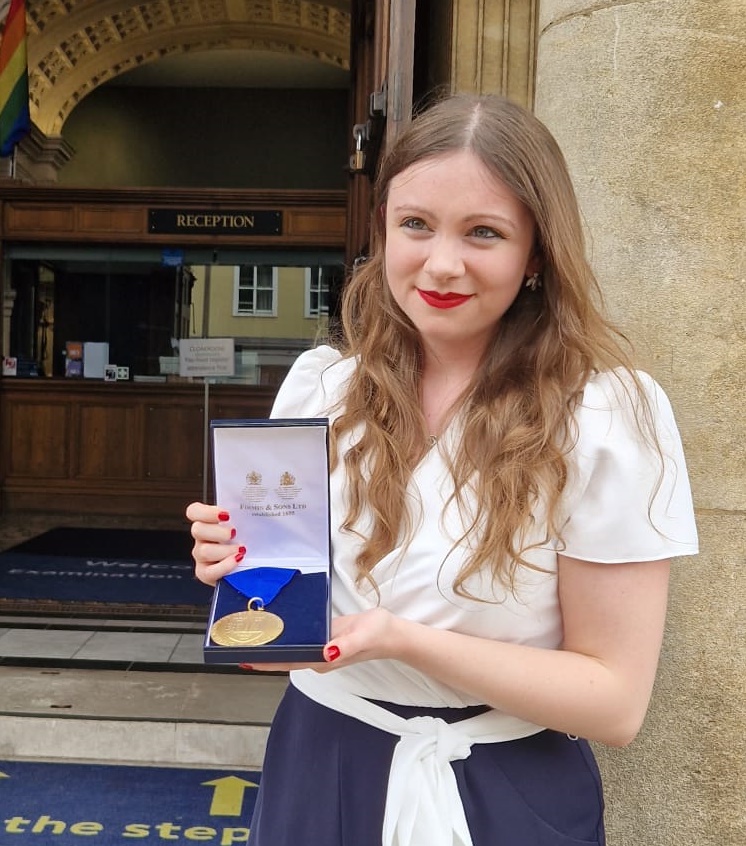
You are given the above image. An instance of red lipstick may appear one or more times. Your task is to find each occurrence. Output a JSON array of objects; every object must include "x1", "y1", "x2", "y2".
[{"x1": 418, "y1": 289, "x2": 472, "y2": 309}]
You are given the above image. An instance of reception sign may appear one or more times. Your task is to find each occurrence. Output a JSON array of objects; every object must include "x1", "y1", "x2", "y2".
[{"x1": 149, "y1": 209, "x2": 282, "y2": 236}]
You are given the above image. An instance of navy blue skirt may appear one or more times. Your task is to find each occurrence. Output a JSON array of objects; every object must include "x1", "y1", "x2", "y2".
[{"x1": 249, "y1": 683, "x2": 606, "y2": 846}]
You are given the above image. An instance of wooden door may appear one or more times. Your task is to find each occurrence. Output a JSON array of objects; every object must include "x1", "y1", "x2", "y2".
[{"x1": 345, "y1": 0, "x2": 417, "y2": 265}]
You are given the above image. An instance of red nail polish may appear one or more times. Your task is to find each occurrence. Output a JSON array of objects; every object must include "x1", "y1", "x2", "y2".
[
  {"x1": 218, "y1": 511, "x2": 230, "y2": 522},
  {"x1": 239, "y1": 663, "x2": 254, "y2": 671},
  {"x1": 326, "y1": 645, "x2": 341, "y2": 662},
  {"x1": 238, "y1": 546, "x2": 246, "y2": 555},
  {"x1": 235, "y1": 552, "x2": 245, "y2": 563},
  {"x1": 230, "y1": 528, "x2": 236, "y2": 539}
]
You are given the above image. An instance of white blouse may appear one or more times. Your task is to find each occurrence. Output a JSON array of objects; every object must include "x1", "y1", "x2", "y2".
[{"x1": 272, "y1": 345, "x2": 699, "y2": 709}]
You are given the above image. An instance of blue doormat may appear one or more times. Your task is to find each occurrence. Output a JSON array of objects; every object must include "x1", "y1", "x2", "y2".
[
  {"x1": 0, "y1": 761, "x2": 260, "y2": 845},
  {"x1": 0, "y1": 528, "x2": 212, "y2": 619}
]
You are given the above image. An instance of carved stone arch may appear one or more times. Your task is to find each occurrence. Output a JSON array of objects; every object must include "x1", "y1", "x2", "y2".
[
  {"x1": 27, "y1": 0, "x2": 350, "y2": 62},
  {"x1": 26, "y1": 0, "x2": 351, "y2": 134},
  {"x1": 35, "y1": 36, "x2": 349, "y2": 134}
]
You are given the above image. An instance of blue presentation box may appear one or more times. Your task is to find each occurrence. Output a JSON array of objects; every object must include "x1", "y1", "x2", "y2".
[{"x1": 204, "y1": 418, "x2": 331, "y2": 664}]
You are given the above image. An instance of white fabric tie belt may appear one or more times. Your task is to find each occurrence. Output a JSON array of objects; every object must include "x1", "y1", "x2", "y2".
[{"x1": 290, "y1": 669, "x2": 544, "y2": 846}]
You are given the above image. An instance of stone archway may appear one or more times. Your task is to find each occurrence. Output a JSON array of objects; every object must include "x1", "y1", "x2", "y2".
[{"x1": 15, "y1": 0, "x2": 350, "y2": 180}]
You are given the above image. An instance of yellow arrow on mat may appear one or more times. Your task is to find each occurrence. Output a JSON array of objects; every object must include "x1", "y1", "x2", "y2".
[
  {"x1": 0, "y1": 772, "x2": 9, "y2": 779},
  {"x1": 202, "y1": 776, "x2": 259, "y2": 817}
]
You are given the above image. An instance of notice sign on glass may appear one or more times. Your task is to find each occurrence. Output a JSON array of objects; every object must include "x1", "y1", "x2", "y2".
[{"x1": 179, "y1": 338, "x2": 235, "y2": 378}]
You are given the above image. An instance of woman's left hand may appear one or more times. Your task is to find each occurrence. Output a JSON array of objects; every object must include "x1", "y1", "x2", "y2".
[{"x1": 238, "y1": 608, "x2": 400, "y2": 673}]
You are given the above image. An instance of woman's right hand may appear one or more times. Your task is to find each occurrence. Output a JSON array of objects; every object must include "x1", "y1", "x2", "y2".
[{"x1": 185, "y1": 502, "x2": 245, "y2": 586}]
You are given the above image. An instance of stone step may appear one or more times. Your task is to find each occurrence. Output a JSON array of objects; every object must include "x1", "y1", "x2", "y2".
[{"x1": 0, "y1": 666, "x2": 287, "y2": 769}]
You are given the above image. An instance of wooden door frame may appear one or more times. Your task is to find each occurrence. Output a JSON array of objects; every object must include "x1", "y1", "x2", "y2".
[{"x1": 345, "y1": 0, "x2": 418, "y2": 264}]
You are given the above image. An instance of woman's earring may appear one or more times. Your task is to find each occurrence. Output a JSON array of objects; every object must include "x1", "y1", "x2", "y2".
[{"x1": 525, "y1": 272, "x2": 542, "y2": 292}]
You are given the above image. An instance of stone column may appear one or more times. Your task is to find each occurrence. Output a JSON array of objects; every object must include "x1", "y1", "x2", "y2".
[
  {"x1": 0, "y1": 125, "x2": 73, "y2": 182},
  {"x1": 535, "y1": 3, "x2": 745, "y2": 845},
  {"x1": 450, "y1": 0, "x2": 538, "y2": 107}
]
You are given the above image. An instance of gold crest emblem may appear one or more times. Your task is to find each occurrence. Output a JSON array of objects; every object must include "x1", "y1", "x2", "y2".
[
  {"x1": 242, "y1": 469, "x2": 267, "y2": 503},
  {"x1": 276, "y1": 470, "x2": 301, "y2": 501}
]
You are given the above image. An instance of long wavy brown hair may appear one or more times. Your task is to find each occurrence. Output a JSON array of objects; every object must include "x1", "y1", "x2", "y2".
[{"x1": 331, "y1": 94, "x2": 650, "y2": 598}]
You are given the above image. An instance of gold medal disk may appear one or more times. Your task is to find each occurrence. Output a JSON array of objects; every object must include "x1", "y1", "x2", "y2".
[{"x1": 210, "y1": 606, "x2": 284, "y2": 646}]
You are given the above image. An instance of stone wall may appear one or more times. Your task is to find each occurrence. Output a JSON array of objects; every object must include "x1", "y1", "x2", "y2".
[{"x1": 534, "y1": 2, "x2": 745, "y2": 844}]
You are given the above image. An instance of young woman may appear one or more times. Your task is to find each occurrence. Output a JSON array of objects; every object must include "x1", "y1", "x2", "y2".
[{"x1": 187, "y1": 94, "x2": 698, "y2": 846}]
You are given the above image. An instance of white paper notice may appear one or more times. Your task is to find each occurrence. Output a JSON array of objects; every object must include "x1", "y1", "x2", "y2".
[
  {"x1": 180, "y1": 338, "x2": 235, "y2": 377},
  {"x1": 83, "y1": 342, "x2": 109, "y2": 378}
]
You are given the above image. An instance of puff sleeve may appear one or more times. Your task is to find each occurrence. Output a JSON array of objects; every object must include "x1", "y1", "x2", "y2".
[
  {"x1": 559, "y1": 371, "x2": 699, "y2": 563},
  {"x1": 270, "y1": 344, "x2": 348, "y2": 419}
]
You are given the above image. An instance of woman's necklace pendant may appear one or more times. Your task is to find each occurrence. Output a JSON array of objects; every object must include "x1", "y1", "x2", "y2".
[{"x1": 427, "y1": 434, "x2": 438, "y2": 448}]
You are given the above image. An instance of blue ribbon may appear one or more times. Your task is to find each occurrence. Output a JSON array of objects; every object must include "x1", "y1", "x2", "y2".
[{"x1": 224, "y1": 567, "x2": 299, "y2": 605}]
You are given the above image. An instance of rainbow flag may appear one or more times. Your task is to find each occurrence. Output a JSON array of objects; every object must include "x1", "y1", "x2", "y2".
[{"x1": 0, "y1": 0, "x2": 29, "y2": 157}]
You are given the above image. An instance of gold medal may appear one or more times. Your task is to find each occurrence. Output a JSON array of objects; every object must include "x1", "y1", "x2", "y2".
[{"x1": 209, "y1": 596, "x2": 285, "y2": 646}]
